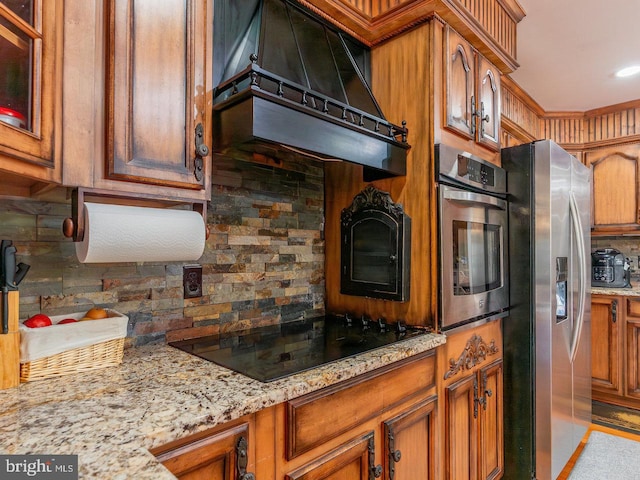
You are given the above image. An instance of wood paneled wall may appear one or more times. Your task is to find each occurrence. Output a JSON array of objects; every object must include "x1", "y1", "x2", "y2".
[
  {"x1": 501, "y1": 76, "x2": 640, "y2": 149},
  {"x1": 297, "y1": 0, "x2": 523, "y2": 72},
  {"x1": 585, "y1": 102, "x2": 640, "y2": 145},
  {"x1": 324, "y1": 22, "x2": 437, "y2": 326},
  {"x1": 541, "y1": 113, "x2": 585, "y2": 146},
  {"x1": 499, "y1": 75, "x2": 541, "y2": 143},
  {"x1": 451, "y1": 0, "x2": 521, "y2": 60}
]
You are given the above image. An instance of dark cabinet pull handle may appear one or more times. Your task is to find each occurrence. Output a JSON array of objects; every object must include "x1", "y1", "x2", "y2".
[
  {"x1": 612, "y1": 300, "x2": 618, "y2": 323},
  {"x1": 236, "y1": 436, "x2": 255, "y2": 480},
  {"x1": 471, "y1": 95, "x2": 477, "y2": 136},
  {"x1": 368, "y1": 435, "x2": 382, "y2": 479},
  {"x1": 387, "y1": 427, "x2": 402, "y2": 480},
  {"x1": 479, "y1": 101, "x2": 489, "y2": 138},
  {"x1": 194, "y1": 123, "x2": 209, "y2": 182},
  {"x1": 481, "y1": 371, "x2": 492, "y2": 410},
  {"x1": 479, "y1": 101, "x2": 490, "y2": 124}
]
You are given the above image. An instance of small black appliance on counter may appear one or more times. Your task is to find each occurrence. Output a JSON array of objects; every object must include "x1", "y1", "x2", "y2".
[{"x1": 592, "y1": 248, "x2": 631, "y2": 288}]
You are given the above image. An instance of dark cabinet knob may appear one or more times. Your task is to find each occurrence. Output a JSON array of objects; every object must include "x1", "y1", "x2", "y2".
[
  {"x1": 197, "y1": 143, "x2": 209, "y2": 157},
  {"x1": 392, "y1": 449, "x2": 402, "y2": 462}
]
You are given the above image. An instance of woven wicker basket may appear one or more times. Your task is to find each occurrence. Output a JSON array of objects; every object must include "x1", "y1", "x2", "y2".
[
  {"x1": 20, "y1": 337, "x2": 125, "y2": 382},
  {"x1": 19, "y1": 310, "x2": 128, "y2": 382}
]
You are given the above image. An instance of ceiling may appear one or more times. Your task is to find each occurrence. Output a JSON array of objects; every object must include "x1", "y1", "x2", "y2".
[{"x1": 509, "y1": 0, "x2": 640, "y2": 112}]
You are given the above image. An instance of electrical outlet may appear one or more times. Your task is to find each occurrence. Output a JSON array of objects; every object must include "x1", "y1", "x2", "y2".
[{"x1": 183, "y1": 265, "x2": 203, "y2": 299}]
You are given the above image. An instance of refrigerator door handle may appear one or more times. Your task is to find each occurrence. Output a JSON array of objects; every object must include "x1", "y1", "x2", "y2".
[{"x1": 569, "y1": 191, "x2": 587, "y2": 363}]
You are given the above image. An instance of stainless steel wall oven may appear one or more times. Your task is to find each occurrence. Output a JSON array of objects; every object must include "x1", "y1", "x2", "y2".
[{"x1": 436, "y1": 144, "x2": 509, "y2": 331}]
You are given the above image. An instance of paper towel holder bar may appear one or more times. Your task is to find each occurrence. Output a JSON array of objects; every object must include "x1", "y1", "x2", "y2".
[{"x1": 62, "y1": 188, "x2": 209, "y2": 242}]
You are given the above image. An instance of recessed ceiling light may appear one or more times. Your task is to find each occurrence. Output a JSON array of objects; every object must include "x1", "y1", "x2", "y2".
[{"x1": 615, "y1": 66, "x2": 640, "y2": 78}]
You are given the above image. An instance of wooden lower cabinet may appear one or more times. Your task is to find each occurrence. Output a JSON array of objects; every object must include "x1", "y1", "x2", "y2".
[
  {"x1": 152, "y1": 350, "x2": 441, "y2": 480},
  {"x1": 624, "y1": 297, "x2": 640, "y2": 404},
  {"x1": 383, "y1": 396, "x2": 437, "y2": 479},
  {"x1": 438, "y1": 320, "x2": 503, "y2": 480},
  {"x1": 592, "y1": 294, "x2": 640, "y2": 410},
  {"x1": 279, "y1": 351, "x2": 438, "y2": 480},
  {"x1": 152, "y1": 416, "x2": 256, "y2": 480},
  {"x1": 591, "y1": 295, "x2": 623, "y2": 399},
  {"x1": 284, "y1": 432, "x2": 374, "y2": 480}
]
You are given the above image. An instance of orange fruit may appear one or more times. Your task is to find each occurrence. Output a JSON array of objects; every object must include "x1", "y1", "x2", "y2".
[{"x1": 84, "y1": 307, "x2": 108, "y2": 319}]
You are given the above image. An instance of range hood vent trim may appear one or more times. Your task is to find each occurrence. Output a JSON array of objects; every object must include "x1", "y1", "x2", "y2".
[{"x1": 212, "y1": 0, "x2": 410, "y2": 180}]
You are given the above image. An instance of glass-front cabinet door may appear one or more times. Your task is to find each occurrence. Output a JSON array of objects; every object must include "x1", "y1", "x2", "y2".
[{"x1": 0, "y1": 0, "x2": 62, "y2": 185}]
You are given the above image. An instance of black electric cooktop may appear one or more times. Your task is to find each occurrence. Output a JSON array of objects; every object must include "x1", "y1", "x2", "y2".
[{"x1": 169, "y1": 315, "x2": 428, "y2": 382}]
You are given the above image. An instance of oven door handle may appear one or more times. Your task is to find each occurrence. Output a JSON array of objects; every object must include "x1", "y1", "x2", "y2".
[{"x1": 443, "y1": 188, "x2": 507, "y2": 210}]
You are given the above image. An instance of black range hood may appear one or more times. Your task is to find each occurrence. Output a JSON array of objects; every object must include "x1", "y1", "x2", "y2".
[{"x1": 212, "y1": 0, "x2": 410, "y2": 181}]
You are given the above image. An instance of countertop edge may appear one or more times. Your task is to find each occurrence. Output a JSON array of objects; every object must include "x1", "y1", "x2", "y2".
[{"x1": 0, "y1": 332, "x2": 446, "y2": 479}]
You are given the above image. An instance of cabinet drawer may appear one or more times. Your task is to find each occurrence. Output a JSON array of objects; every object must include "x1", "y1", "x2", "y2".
[{"x1": 286, "y1": 351, "x2": 435, "y2": 459}]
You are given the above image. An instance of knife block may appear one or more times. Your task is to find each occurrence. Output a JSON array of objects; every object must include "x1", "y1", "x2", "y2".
[{"x1": 0, "y1": 291, "x2": 20, "y2": 389}]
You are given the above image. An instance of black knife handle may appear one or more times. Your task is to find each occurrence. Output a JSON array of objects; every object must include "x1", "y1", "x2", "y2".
[
  {"x1": 0, "y1": 239, "x2": 12, "y2": 286},
  {"x1": 2, "y1": 287, "x2": 8, "y2": 334},
  {"x1": 4, "y1": 245, "x2": 16, "y2": 287},
  {"x1": 14, "y1": 262, "x2": 30, "y2": 286}
]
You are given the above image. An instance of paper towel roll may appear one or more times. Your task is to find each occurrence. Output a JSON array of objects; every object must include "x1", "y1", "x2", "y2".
[{"x1": 75, "y1": 202, "x2": 206, "y2": 263}]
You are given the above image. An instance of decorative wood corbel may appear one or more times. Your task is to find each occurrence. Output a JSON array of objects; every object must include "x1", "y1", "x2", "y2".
[{"x1": 444, "y1": 334, "x2": 499, "y2": 380}]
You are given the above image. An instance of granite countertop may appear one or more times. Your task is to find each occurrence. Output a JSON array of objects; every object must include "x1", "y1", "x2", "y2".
[
  {"x1": 592, "y1": 285, "x2": 640, "y2": 296},
  {"x1": 0, "y1": 332, "x2": 446, "y2": 479}
]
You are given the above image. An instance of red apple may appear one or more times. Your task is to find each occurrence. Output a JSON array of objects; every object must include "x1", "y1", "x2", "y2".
[
  {"x1": 24, "y1": 314, "x2": 52, "y2": 328},
  {"x1": 57, "y1": 318, "x2": 78, "y2": 324}
]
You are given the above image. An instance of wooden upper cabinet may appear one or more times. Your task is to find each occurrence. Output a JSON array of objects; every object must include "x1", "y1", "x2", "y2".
[
  {"x1": 585, "y1": 143, "x2": 640, "y2": 233},
  {"x1": 445, "y1": 28, "x2": 474, "y2": 139},
  {"x1": 0, "y1": 0, "x2": 62, "y2": 194},
  {"x1": 475, "y1": 55, "x2": 500, "y2": 150},
  {"x1": 105, "y1": 0, "x2": 209, "y2": 190},
  {"x1": 61, "y1": 0, "x2": 211, "y2": 201},
  {"x1": 444, "y1": 26, "x2": 500, "y2": 152}
]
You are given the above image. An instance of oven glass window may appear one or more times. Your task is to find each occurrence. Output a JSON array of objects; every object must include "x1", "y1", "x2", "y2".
[{"x1": 453, "y1": 220, "x2": 501, "y2": 295}]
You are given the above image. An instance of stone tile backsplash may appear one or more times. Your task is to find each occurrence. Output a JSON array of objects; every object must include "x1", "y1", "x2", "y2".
[{"x1": 0, "y1": 155, "x2": 325, "y2": 346}]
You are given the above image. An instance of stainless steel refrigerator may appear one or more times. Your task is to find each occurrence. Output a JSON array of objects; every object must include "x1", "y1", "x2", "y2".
[{"x1": 502, "y1": 140, "x2": 591, "y2": 480}]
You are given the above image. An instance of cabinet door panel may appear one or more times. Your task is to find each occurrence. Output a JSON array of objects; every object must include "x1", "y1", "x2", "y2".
[
  {"x1": 626, "y1": 318, "x2": 640, "y2": 400},
  {"x1": 475, "y1": 55, "x2": 500, "y2": 151},
  {"x1": 478, "y1": 360, "x2": 503, "y2": 480},
  {"x1": 592, "y1": 296, "x2": 622, "y2": 396},
  {"x1": 106, "y1": 0, "x2": 207, "y2": 189},
  {"x1": 445, "y1": 374, "x2": 476, "y2": 480},
  {"x1": 0, "y1": 0, "x2": 61, "y2": 180},
  {"x1": 383, "y1": 396, "x2": 437, "y2": 480},
  {"x1": 285, "y1": 432, "x2": 372, "y2": 480},
  {"x1": 156, "y1": 422, "x2": 250, "y2": 480},
  {"x1": 444, "y1": 27, "x2": 474, "y2": 139},
  {"x1": 586, "y1": 144, "x2": 640, "y2": 230}
]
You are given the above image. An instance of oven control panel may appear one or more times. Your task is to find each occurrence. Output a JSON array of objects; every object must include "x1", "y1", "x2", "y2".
[
  {"x1": 435, "y1": 144, "x2": 506, "y2": 196},
  {"x1": 457, "y1": 154, "x2": 495, "y2": 187}
]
